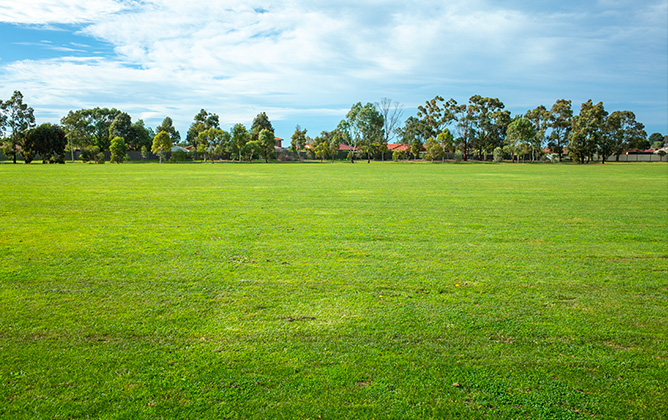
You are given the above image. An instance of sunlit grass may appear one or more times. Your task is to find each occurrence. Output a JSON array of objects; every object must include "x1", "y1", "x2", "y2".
[{"x1": 1, "y1": 161, "x2": 666, "y2": 418}]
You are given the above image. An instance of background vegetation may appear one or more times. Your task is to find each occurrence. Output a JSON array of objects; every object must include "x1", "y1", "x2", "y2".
[
  {"x1": 2, "y1": 90, "x2": 666, "y2": 165},
  {"x1": 1, "y1": 162, "x2": 666, "y2": 418}
]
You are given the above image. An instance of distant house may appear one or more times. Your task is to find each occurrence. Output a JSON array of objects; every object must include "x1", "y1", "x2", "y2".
[
  {"x1": 625, "y1": 148, "x2": 656, "y2": 155},
  {"x1": 275, "y1": 137, "x2": 283, "y2": 149},
  {"x1": 387, "y1": 143, "x2": 409, "y2": 152},
  {"x1": 304, "y1": 142, "x2": 354, "y2": 151},
  {"x1": 171, "y1": 146, "x2": 189, "y2": 153}
]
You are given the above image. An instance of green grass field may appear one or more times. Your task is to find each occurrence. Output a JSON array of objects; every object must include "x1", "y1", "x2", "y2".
[{"x1": 1, "y1": 161, "x2": 666, "y2": 419}]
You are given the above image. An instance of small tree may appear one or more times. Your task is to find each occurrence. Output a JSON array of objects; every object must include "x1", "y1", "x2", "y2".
[
  {"x1": 152, "y1": 131, "x2": 172, "y2": 163},
  {"x1": 259, "y1": 128, "x2": 275, "y2": 163},
  {"x1": 231, "y1": 124, "x2": 249, "y2": 162},
  {"x1": 243, "y1": 140, "x2": 261, "y2": 162},
  {"x1": 140, "y1": 145, "x2": 148, "y2": 160},
  {"x1": 329, "y1": 138, "x2": 339, "y2": 162},
  {"x1": 109, "y1": 136, "x2": 127, "y2": 163},
  {"x1": 291, "y1": 125, "x2": 308, "y2": 160},
  {"x1": 423, "y1": 137, "x2": 443, "y2": 161},
  {"x1": 454, "y1": 150, "x2": 463, "y2": 163},
  {"x1": 313, "y1": 140, "x2": 329, "y2": 162},
  {"x1": 1, "y1": 90, "x2": 36, "y2": 164},
  {"x1": 506, "y1": 117, "x2": 535, "y2": 163},
  {"x1": 437, "y1": 129, "x2": 454, "y2": 162}
]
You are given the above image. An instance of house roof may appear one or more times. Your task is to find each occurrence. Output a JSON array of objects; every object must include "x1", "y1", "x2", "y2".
[{"x1": 387, "y1": 143, "x2": 409, "y2": 151}]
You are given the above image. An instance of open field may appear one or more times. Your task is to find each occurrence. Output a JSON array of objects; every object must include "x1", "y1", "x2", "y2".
[{"x1": 0, "y1": 162, "x2": 666, "y2": 419}]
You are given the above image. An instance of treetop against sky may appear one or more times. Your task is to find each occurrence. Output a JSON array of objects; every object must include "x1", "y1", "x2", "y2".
[{"x1": 0, "y1": 0, "x2": 666, "y2": 138}]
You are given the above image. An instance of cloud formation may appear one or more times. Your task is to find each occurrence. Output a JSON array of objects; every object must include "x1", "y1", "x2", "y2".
[{"x1": 1, "y1": 0, "x2": 666, "y2": 135}]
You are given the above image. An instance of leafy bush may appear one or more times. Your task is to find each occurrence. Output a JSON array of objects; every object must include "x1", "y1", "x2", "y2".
[
  {"x1": 109, "y1": 136, "x2": 127, "y2": 163},
  {"x1": 454, "y1": 150, "x2": 463, "y2": 163},
  {"x1": 493, "y1": 147, "x2": 503, "y2": 163},
  {"x1": 169, "y1": 150, "x2": 187, "y2": 162},
  {"x1": 392, "y1": 150, "x2": 400, "y2": 162},
  {"x1": 21, "y1": 149, "x2": 34, "y2": 164},
  {"x1": 95, "y1": 152, "x2": 105, "y2": 164},
  {"x1": 51, "y1": 153, "x2": 65, "y2": 164},
  {"x1": 81, "y1": 146, "x2": 100, "y2": 163}
]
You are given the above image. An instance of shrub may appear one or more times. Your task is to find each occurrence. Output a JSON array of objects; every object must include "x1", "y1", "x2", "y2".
[
  {"x1": 109, "y1": 136, "x2": 127, "y2": 163},
  {"x1": 50, "y1": 153, "x2": 65, "y2": 164},
  {"x1": 81, "y1": 146, "x2": 100, "y2": 163},
  {"x1": 21, "y1": 149, "x2": 34, "y2": 164},
  {"x1": 169, "y1": 150, "x2": 187, "y2": 163},
  {"x1": 454, "y1": 150, "x2": 463, "y2": 163},
  {"x1": 392, "y1": 150, "x2": 400, "y2": 162},
  {"x1": 95, "y1": 152, "x2": 105, "y2": 164},
  {"x1": 493, "y1": 147, "x2": 503, "y2": 163}
]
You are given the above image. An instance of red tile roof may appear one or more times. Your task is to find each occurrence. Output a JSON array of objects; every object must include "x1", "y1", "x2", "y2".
[{"x1": 387, "y1": 143, "x2": 409, "y2": 151}]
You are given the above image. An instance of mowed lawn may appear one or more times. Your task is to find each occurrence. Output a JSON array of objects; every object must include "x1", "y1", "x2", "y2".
[{"x1": 0, "y1": 161, "x2": 666, "y2": 419}]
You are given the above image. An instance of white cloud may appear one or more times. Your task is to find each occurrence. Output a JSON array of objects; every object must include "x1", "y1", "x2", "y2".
[
  {"x1": 0, "y1": 0, "x2": 666, "y2": 135},
  {"x1": 0, "y1": 0, "x2": 129, "y2": 24}
]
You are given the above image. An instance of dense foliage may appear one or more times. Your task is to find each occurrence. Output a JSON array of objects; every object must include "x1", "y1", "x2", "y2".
[{"x1": 1, "y1": 90, "x2": 665, "y2": 164}]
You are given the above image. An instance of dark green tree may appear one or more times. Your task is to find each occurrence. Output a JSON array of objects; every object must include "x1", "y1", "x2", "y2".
[
  {"x1": 90, "y1": 107, "x2": 121, "y2": 151},
  {"x1": 648, "y1": 132, "x2": 664, "y2": 149},
  {"x1": 338, "y1": 102, "x2": 384, "y2": 163},
  {"x1": 109, "y1": 112, "x2": 136, "y2": 150},
  {"x1": 398, "y1": 116, "x2": 427, "y2": 160},
  {"x1": 61, "y1": 109, "x2": 95, "y2": 161},
  {"x1": 506, "y1": 117, "x2": 536, "y2": 163},
  {"x1": 250, "y1": 112, "x2": 274, "y2": 143},
  {"x1": 291, "y1": 125, "x2": 308, "y2": 160},
  {"x1": 186, "y1": 109, "x2": 219, "y2": 144},
  {"x1": 607, "y1": 111, "x2": 646, "y2": 161},
  {"x1": 525, "y1": 105, "x2": 551, "y2": 161},
  {"x1": 452, "y1": 101, "x2": 474, "y2": 161},
  {"x1": 547, "y1": 99, "x2": 573, "y2": 160},
  {"x1": 416, "y1": 96, "x2": 457, "y2": 140},
  {"x1": 22, "y1": 123, "x2": 67, "y2": 164},
  {"x1": 259, "y1": 128, "x2": 276, "y2": 162},
  {"x1": 568, "y1": 100, "x2": 607, "y2": 164},
  {"x1": 468, "y1": 95, "x2": 510, "y2": 160},
  {"x1": 131, "y1": 120, "x2": 153, "y2": 151}
]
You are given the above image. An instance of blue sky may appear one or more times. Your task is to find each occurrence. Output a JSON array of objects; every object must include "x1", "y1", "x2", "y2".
[{"x1": 1, "y1": 0, "x2": 666, "y2": 140}]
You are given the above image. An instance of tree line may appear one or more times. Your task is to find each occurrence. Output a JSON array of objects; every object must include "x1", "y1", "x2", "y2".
[{"x1": 1, "y1": 90, "x2": 665, "y2": 164}]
